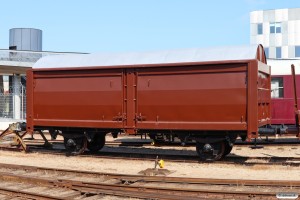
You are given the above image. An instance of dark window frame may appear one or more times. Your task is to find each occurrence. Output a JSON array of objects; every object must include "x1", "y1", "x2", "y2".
[
  {"x1": 271, "y1": 77, "x2": 284, "y2": 98},
  {"x1": 270, "y1": 22, "x2": 281, "y2": 34},
  {"x1": 264, "y1": 47, "x2": 269, "y2": 58},
  {"x1": 257, "y1": 23, "x2": 263, "y2": 35},
  {"x1": 276, "y1": 47, "x2": 282, "y2": 59},
  {"x1": 295, "y1": 46, "x2": 300, "y2": 57},
  {"x1": 270, "y1": 23, "x2": 275, "y2": 33}
]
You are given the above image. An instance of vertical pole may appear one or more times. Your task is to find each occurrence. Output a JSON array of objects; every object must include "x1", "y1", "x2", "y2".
[
  {"x1": 291, "y1": 64, "x2": 300, "y2": 138},
  {"x1": 21, "y1": 84, "x2": 24, "y2": 119},
  {"x1": 13, "y1": 74, "x2": 21, "y2": 120},
  {"x1": 0, "y1": 75, "x2": 3, "y2": 118},
  {"x1": 9, "y1": 76, "x2": 13, "y2": 118}
]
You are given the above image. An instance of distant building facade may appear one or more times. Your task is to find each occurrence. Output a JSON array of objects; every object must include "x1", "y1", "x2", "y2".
[{"x1": 250, "y1": 8, "x2": 300, "y2": 59}]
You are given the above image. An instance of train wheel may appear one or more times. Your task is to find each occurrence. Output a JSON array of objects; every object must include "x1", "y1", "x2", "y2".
[
  {"x1": 148, "y1": 133, "x2": 165, "y2": 144},
  {"x1": 87, "y1": 134, "x2": 106, "y2": 153},
  {"x1": 64, "y1": 137, "x2": 87, "y2": 155},
  {"x1": 222, "y1": 141, "x2": 233, "y2": 158},
  {"x1": 196, "y1": 141, "x2": 225, "y2": 161}
]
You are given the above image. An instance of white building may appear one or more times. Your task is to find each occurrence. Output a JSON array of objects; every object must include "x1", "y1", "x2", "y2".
[{"x1": 250, "y1": 8, "x2": 300, "y2": 59}]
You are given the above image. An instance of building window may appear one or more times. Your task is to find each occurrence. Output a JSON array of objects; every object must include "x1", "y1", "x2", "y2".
[
  {"x1": 257, "y1": 23, "x2": 263, "y2": 35},
  {"x1": 264, "y1": 47, "x2": 269, "y2": 58},
  {"x1": 270, "y1": 22, "x2": 281, "y2": 34},
  {"x1": 276, "y1": 47, "x2": 281, "y2": 58},
  {"x1": 276, "y1": 23, "x2": 281, "y2": 33},
  {"x1": 9, "y1": 46, "x2": 17, "y2": 50},
  {"x1": 271, "y1": 77, "x2": 283, "y2": 98},
  {"x1": 295, "y1": 46, "x2": 300, "y2": 57}
]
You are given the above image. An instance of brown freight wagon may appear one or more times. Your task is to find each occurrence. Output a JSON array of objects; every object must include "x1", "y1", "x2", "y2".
[{"x1": 26, "y1": 45, "x2": 276, "y2": 160}]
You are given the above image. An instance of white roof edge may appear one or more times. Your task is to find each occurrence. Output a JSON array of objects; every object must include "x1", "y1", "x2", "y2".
[
  {"x1": 33, "y1": 45, "x2": 260, "y2": 69},
  {"x1": 268, "y1": 59, "x2": 300, "y2": 75}
]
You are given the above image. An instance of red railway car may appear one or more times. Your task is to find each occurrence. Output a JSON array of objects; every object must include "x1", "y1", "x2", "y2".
[
  {"x1": 26, "y1": 45, "x2": 277, "y2": 160},
  {"x1": 269, "y1": 59, "x2": 300, "y2": 129}
]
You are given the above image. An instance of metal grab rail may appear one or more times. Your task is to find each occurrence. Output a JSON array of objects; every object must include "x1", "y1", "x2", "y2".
[{"x1": 0, "y1": 49, "x2": 87, "y2": 63}]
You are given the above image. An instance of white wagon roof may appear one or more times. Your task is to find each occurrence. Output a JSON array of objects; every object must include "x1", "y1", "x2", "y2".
[
  {"x1": 268, "y1": 59, "x2": 300, "y2": 75},
  {"x1": 33, "y1": 45, "x2": 262, "y2": 69}
]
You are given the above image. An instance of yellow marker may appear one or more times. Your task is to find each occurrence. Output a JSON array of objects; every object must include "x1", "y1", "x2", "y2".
[
  {"x1": 151, "y1": 140, "x2": 155, "y2": 145},
  {"x1": 158, "y1": 159, "x2": 164, "y2": 168}
]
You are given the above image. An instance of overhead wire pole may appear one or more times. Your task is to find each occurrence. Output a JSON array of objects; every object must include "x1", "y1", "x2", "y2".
[{"x1": 291, "y1": 64, "x2": 300, "y2": 138}]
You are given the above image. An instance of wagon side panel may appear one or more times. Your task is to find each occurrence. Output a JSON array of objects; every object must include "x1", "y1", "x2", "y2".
[
  {"x1": 31, "y1": 69, "x2": 124, "y2": 129},
  {"x1": 135, "y1": 64, "x2": 248, "y2": 131}
]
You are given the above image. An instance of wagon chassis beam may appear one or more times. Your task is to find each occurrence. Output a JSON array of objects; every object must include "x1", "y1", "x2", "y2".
[{"x1": 37, "y1": 130, "x2": 52, "y2": 148}]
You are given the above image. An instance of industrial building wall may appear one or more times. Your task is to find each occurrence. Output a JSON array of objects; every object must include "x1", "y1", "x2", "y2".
[{"x1": 250, "y1": 8, "x2": 300, "y2": 59}]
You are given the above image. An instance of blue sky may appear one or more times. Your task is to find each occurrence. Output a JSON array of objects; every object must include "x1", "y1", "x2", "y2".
[{"x1": 1, "y1": 0, "x2": 300, "y2": 53}]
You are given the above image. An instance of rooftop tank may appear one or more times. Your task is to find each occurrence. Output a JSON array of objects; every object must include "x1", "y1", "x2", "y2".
[{"x1": 9, "y1": 28, "x2": 42, "y2": 51}]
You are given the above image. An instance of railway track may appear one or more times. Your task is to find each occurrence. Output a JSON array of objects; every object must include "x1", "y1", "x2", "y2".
[
  {"x1": 0, "y1": 134, "x2": 299, "y2": 166},
  {"x1": 0, "y1": 163, "x2": 298, "y2": 200},
  {"x1": 1, "y1": 141, "x2": 300, "y2": 167},
  {"x1": 106, "y1": 140, "x2": 300, "y2": 148},
  {"x1": 22, "y1": 136, "x2": 300, "y2": 147}
]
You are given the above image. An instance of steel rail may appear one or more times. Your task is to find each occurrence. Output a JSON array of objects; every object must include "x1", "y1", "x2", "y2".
[
  {"x1": 1, "y1": 143, "x2": 300, "y2": 167},
  {"x1": 68, "y1": 181, "x2": 278, "y2": 200},
  {"x1": 0, "y1": 168, "x2": 296, "y2": 200},
  {"x1": 79, "y1": 152, "x2": 300, "y2": 167},
  {"x1": 0, "y1": 163, "x2": 299, "y2": 187},
  {"x1": 21, "y1": 141, "x2": 300, "y2": 162},
  {"x1": 0, "y1": 186, "x2": 66, "y2": 200},
  {"x1": 105, "y1": 140, "x2": 300, "y2": 147},
  {"x1": 28, "y1": 146, "x2": 300, "y2": 163},
  {"x1": 21, "y1": 137, "x2": 300, "y2": 147}
]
